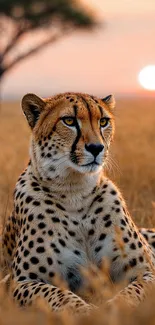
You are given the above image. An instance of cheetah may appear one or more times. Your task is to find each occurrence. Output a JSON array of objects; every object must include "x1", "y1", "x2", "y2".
[{"x1": 2, "y1": 92, "x2": 155, "y2": 314}]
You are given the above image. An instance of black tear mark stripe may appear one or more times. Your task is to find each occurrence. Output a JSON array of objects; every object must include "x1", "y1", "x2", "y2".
[
  {"x1": 52, "y1": 118, "x2": 60, "y2": 132},
  {"x1": 80, "y1": 95, "x2": 93, "y2": 128},
  {"x1": 98, "y1": 105, "x2": 103, "y2": 118},
  {"x1": 90, "y1": 95, "x2": 103, "y2": 118},
  {"x1": 90, "y1": 95, "x2": 98, "y2": 103},
  {"x1": 89, "y1": 96, "x2": 104, "y2": 140},
  {"x1": 81, "y1": 95, "x2": 105, "y2": 141},
  {"x1": 71, "y1": 105, "x2": 81, "y2": 154}
]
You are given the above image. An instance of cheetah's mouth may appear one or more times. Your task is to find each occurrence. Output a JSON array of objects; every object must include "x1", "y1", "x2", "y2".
[
  {"x1": 70, "y1": 152, "x2": 101, "y2": 167},
  {"x1": 80, "y1": 160, "x2": 100, "y2": 167},
  {"x1": 69, "y1": 154, "x2": 102, "y2": 173},
  {"x1": 80, "y1": 160, "x2": 102, "y2": 173}
]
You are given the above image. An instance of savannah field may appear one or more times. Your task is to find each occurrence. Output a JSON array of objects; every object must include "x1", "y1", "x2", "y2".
[{"x1": 0, "y1": 97, "x2": 155, "y2": 325}]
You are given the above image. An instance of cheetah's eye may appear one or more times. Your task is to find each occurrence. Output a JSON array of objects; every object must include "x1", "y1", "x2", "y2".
[
  {"x1": 100, "y1": 117, "x2": 110, "y2": 128},
  {"x1": 62, "y1": 117, "x2": 76, "y2": 127}
]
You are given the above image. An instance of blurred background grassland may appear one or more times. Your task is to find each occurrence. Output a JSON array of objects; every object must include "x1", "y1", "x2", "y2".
[{"x1": 0, "y1": 0, "x2": 155, "y2": 324}]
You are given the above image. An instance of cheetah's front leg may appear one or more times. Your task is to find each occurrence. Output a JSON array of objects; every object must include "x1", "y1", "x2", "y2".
[
  {"x1": 107, "y1": 271, "x2": 155, "y2": 308},
  {"x1": 13, "y1": 281, "x2": 92, "y2": 315},
  {"x1": 139, "y1": 228, "x2": 155, "y2": 252},
  {"x1": 89, "y1": 180, "x2": 155, "y2": 309}
]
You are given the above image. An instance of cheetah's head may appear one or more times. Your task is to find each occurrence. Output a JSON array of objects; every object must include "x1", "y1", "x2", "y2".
[{"x1": 22, "y1": 92, "x2": 115, "y2": 180}]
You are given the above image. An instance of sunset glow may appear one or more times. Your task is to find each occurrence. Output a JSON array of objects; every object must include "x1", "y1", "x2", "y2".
[
  {"x1": 2, "y1": 0, "x2": 155, "y2": 99},
  {"x1": 138, "y1": 65, "x2": 155, "y2": 91}
]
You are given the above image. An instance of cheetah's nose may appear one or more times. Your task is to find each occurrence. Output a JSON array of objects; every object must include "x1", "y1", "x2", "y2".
[{"x1": 85, "y1": 143, "x2": 104, "y2": 157}]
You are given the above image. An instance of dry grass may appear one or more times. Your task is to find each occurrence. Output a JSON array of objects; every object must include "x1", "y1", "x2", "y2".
[{"x1": 0, "y1": 97, "x2": 155, "y2": 324}]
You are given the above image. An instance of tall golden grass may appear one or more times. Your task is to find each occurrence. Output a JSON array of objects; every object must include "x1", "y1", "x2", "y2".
[{"x1": 0, "y1": 98, "x2": 155, "y2": 324}]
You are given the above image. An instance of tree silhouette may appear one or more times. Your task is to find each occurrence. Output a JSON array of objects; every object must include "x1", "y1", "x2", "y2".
[{"x1": 0, "y1": 0, "x2": 95, "y2": 80}]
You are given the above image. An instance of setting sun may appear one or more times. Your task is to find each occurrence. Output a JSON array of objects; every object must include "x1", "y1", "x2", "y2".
[{"x1": 138, "y1": 65, "x2": 155, "y2": 91}]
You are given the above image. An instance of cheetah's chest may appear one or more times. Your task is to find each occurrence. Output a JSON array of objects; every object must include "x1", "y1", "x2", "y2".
[
  {"x1": 14, "y1": 185, "x2": 114, "y2": 293},
  {"x1": 17, "y1": 214, "x2": 112, "y2": 293}
]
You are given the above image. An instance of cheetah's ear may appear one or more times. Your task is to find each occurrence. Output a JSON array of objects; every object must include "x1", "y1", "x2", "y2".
[
  {"x1": 21, "y1": 93, "x2": 45, "y2": 128},
  {"x1": 101, "y1": 95, "x2": 115, "y2": 110}
]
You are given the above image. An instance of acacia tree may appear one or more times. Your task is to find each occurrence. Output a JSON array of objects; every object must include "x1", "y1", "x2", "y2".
[{"x1": 0, "y1": 0, "x2": 95, "y2": 81}]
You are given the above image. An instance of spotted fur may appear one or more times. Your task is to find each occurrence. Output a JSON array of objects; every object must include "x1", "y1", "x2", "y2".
[{"x1": 2, "y1": 92, "x2": 155, "y2": 314}]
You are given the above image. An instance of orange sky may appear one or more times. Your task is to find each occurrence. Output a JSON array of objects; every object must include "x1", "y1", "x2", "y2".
[{"x1": 2, "y1": 0, "x2": 155, "y2": 99}]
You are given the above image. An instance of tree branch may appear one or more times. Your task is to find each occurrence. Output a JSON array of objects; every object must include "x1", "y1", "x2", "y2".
[
  {"x1": 2, "y1": 30, "x2": 69, "y2": 75},
  {"x1": 1, "y1": 28, "x2": 23, "y2": 59},
  {"x1": 0, "y1": 21, "x2": 44, "y2": 61}
]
